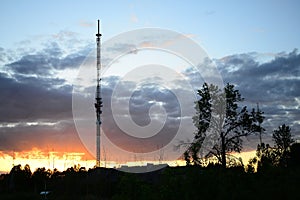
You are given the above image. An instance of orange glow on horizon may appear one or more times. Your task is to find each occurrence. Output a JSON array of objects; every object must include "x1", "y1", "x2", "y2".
[
  {"x1": 0, "y1": 148, "x2": 94, "y2": 173},
  {"x1": 0, "y1": 148, "x2": 257, "y2": 173},
  {"x1": 0, "y1": 148, "x2": 185, "y2": 173}
]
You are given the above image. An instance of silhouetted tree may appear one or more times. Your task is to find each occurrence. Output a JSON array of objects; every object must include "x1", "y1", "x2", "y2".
[
  {"x1": 256, "y1": 125, "x2": 295, "y2": 171},
  {"x1": 8, "y1": 164, "x2": 32, "y2": 192},
  {"x1": 273, "y1": 124, "x2": 294, "y2": 167},
  {"x1": 246, "y1": 157, "x2": 257, "y2": 173},
  {"x1": 23, "y1": 164, "x2": 32, "y2": 179},
  {"x1": 289, "y1": 143, "x2": 300, "y2": 167},
  {"x1": 186, "y1": 83, "x2": 264, "y2": 168},
  {"x1": 32, "y1": 167, "x2": 51, "y2": 192},
  {"x1": 256, "y1": 143, "x2": 277, "y2": 171}
]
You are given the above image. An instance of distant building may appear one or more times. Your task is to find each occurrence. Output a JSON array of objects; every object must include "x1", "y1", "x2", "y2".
[{"x1": 119, "y1": 163, "x2": 168, "y2": 173}]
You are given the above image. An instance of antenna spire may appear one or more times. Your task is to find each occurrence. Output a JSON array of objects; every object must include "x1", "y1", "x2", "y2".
[
  {"x1": 96, "y1": 20, "x2": 101, "y2": 37},
  {"x1": 95, "y1": 19, "x2": 102, "y2": 167}
]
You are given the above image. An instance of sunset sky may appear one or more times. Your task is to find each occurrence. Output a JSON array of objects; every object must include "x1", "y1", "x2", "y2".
[{"x1": 1, "y1": 0, "x2": 300, "y2": 173}]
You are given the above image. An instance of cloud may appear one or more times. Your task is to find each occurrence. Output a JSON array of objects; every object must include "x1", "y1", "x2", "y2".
[
  {"x1": 216, "y1": 49, "x2": 300, "y2": 138},
  {"x1": 0, "y1": 31, "x2": 93, "y2": 156},
  {"x1": 0, "y1": 71, "x2": 85, "y2": 154},
  {"x1": 0, "y1": 72, "x2": 72, "y2": 123},
  {"x1": 1, "y1": 32, "x2": 299, "y2": 159},
  {"x1": 52, "y1": 31, "x2": 78, "y2": 41},
  {"x1": 5, "y1": 42, "x2": 89, "y2": 76},
  {"x1": 73, "y1": 73, "x2": 194, "y2": 156},
  {"x1": 105, "y1": 43, "x2": 137, "y2": 53},
  {"x1": 0, "y1": 121, "x2": 90, "y2": 157}
]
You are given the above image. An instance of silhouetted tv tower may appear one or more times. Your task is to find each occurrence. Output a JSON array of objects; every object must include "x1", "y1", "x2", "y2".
[{"x1": 95, "y1": 20, "x2": 103, "y2": 167}]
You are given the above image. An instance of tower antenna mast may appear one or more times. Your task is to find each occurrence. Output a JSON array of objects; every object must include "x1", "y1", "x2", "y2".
[{"x1": 95, "y1": 19, "x2": 102, "y2": 167}]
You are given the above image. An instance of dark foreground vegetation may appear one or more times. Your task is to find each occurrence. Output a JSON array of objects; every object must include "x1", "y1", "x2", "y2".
[{"x1": 1, "y1": 149, "x2": 300, "y2": 200}]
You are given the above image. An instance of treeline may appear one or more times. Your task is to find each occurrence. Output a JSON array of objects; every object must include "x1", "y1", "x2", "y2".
[
  {"x1": 1, "y1": 156, "x2": 300, "y2": 200},
  {"x1": 247, "y1": 124, "x2": 300, "y2": 173},
  {"x1": 0, "y1": 165, "x2": 121, "y2": 199}
]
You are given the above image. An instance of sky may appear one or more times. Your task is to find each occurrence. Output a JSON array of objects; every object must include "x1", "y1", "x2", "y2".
[{"x1": 0, "y1": 0, "x2": 300, "y2": 172}]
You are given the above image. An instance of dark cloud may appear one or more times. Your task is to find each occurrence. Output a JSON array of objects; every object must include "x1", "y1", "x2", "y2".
[
  {"x1": 0, "y1": 32, "x2": 93, "y2": 154},
  {"x1": 0, "y1": 71, "x2": 80, "y2": 152},
  {"x1": 216, "y1": 49, "x2": 300, "y2": 138},
  {"x1": 5, "y1": 42, "x2": 90, "y2": 76},
  {"x1": 0, "y1": 72, "x2": 72, "y2": 123},
  {"x1": 1, "y1": 37, "x2": 300, "y2": 157},
  {"x1": 7, "y1": 54, "x2": 59, "y2": 76},
  {"x1": 96, "y1": 77, "x2": 183, "y2": 153},
  {"x1": 129, "y1": 83, "x2": 181, "y2": 125},
  {"x1": 0, "y1": 121, "x2": 86, "y2": 154}
]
